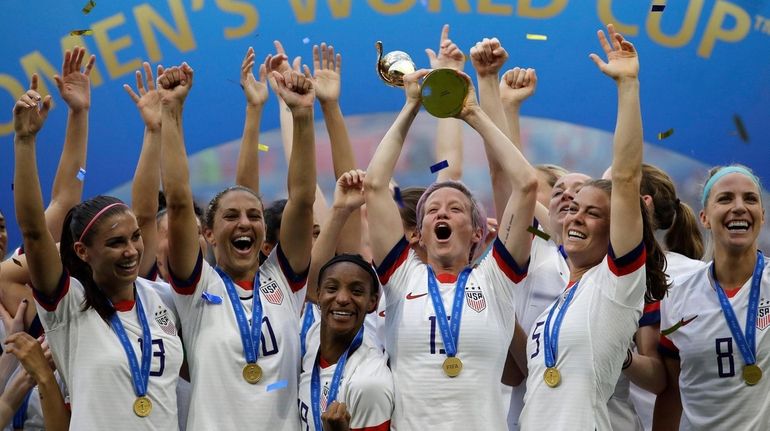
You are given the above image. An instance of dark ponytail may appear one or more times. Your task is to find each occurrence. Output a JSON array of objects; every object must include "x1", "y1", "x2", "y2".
[
  {"x1": 664, "y1": 200, "x2": 703, "y2": 259},
  {"x1": 60, "y1": 196, "x2": 131, "y2": 322}
]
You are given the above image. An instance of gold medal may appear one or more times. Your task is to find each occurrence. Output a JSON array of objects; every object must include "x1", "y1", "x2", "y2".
[
  {"x1": 243, "y1": 363, "x2": 262, "y2": 384},
  {"x1": 442, "y1": 357, "x2": 463, "y2": 377},
  {"x1": 743, "y1": 364, "x2": 763, "y2": 386},
  {"x1": 544, "y1": 367, "x2": 561, "y2": 388},
  {"x1": 133, "y1": 396, "x2": 152, "y2": 417}
]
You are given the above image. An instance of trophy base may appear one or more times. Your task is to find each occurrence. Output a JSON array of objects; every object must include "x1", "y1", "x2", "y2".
[{"x1": 421, "y1": 69, "x2": 469, "y2": 118}]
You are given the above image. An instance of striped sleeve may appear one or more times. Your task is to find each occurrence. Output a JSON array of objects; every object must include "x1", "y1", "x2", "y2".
[
  {"x1": 658, "y1": 335, "x2": 680, "y2": 359},
  {"x1": 376, "y1": 237, "x2": 410, "y2": 285}
]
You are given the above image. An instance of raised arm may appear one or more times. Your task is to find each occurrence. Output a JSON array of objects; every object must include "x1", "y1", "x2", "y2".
[
  {"x1": 235, "y1": 47, "x2": 268, "y2": 192},
  {"x1": 363, "y1": 70, "x2": 429, "y2": 265},
  {"x1": 306, "y1": 170, "x2": 366, "y2": 304},
  {"x1": 457, "y1": 73, "x2": 538, "y2": 265},
  {"x1": 589, "y1": 24, "x2": 643, "y2": 256},
  {"x1": 426, "y1": 24, "x2": 465, "y2": 182},
  {"x1": 45, "y1": 47, "x2": 95, "y2": 241},
  {"x1": 12, "y1": 76, "x2": 61, "y2": 296},
  {"x1": 469, "y1": 37, "x2": 511, "y2": 221},
  {"x1": 124, "y1": 62, "x2": 163, "y2": 278},
  {"x1": 272, "y1": 70, "x2": 317, "y2": 273},
  {"x1": 158, "y1": 64, "x2": 199, "y2": 280}
]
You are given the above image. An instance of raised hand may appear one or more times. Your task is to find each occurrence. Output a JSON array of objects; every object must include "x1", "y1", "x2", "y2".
[
  {"x1": 265, "y1": 40, "x2": 301, "y2": 94},
  {"x1": 271, "y1": 69, "x2": 315, "y2": 111},
  {"x1": 241, "y1": 47, "x2": 268, "y2": 107},
  {"x1": 311, "y1": 42, "x2": 341, "y2": 105},
  {"x1": 333, "y1": 169, "x2": 366, "y2": 211},
  {"x1": 157, "y1": 62, "x2": 194, "y2": 108},
  {"x1": 402, "y1": 69, "x2": 430, "y2": 104},
  {"x1": 54, "y1": 46, "x2": 95, "y2": 112},
  {"x1": 13, "y1": 75, "x2": 53, "y2": 139},
  {"x1": 453, "y1": 71, "x2": 482, "y2": 120},
  {"x1": 589, "y1": 23, "x2": 639, "y2": 81},
  {"x1": 500, "y1": 67, "x2": 537, "y2": 107},
  {"x1": 425, "y1": 24, "x2": 465, "y2": 71},
  {"x1": 321, "y1": 401, "x2": 352, "y2": 431},
  {"x1": 123, "y1": 62, "x2": 163, "y2": 131},
  {"x1": 470, "y1": 37, "x2": 508, "y2": 78},
  {"x1": 0, "y1": 299, "x2": 28, "y2": 337},
  {"x1": 4, "y1": 333, "x2": 54, "y2": 384}
]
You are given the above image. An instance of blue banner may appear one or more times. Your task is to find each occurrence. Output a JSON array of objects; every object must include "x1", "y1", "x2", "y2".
[{"x1": 1, "y1": 0, "x2": 769, "y2": 249}]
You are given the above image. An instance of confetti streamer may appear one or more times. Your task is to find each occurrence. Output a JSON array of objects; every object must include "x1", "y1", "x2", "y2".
[
  {"x1": 266, "y1": 380, "x2": 288, "y2": 392},
  {"x1": 651, "y1": 4, "x2": 665, "y2": 12},
  {"x1": 12, "y1": 258, "x2": 23, "y2": 267},
  {"x1": 430, "y1": 160, "x2": 449, "y2": 174},
  {"x1": 734, "y1": 115, "x2": 749, "y2": 143},
  {"x1": 82, "y1": 0, "x2": 96, "y2": 14},
  {"x1": 201, "y1": 291, "x2": 223, "y2": 304},
  {"x1": 393, "y1": 186, "x2": 404, "y2": 208},
  {"x1": 527, "y1": 225, "x2": 551, "y2": 242},
  {"x1": 657, "y1": 128, "x2": 674, "y2": 140},
  {"x1": 76, "y1": 167, "x2": 86, "y2": 181},
  {"x1": 69, "y1": 29, "x2": 94, "y2": 36},
  {"x1": 526, "y1": 34, "x2": 548, "y2": 41},
  {"x1": 258, "y1": 144, "x2": 269, "y2": 152},
  {"x1": 302, "y1": 37, "x2": 310, "y2": 44}
]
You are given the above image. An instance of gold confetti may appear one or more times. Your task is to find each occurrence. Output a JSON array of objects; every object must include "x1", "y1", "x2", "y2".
[
  {"x1": 526, "y1": 34, "x2": 548, "y2": 41},
  {"x1": 69, "y1": 29, "x2": 94, "y2": 36},
  {"x1": 527, "y1": 226, "x2": 551, "y2": 241},
  {"x1": 657, "y1": 128, "x2": 674, "y2": 140},
  {"x1": 82, "y1": 0, "x2": 96, "y2": 14},
  {"x1": 258, "y1": 144, "x2": 269, "y2": 152}
]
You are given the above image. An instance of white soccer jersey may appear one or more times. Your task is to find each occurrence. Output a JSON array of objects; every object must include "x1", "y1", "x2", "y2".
[
  {"x1": 659, "y1": 260, "x2": 770, "y2": 430},
  {"x1": 377, "y1": 237, "x2": 527, "y2": 431},
  {"x1": 169, "y1": 246, "x2": 306, "y2": 431},
  {"x1": 303, "y1": 298, "x2": 386, "y2": 361},
  {"x1": 33, "y1": 275, "x2": 183, "y2": 430},
  {"x1": 521, "y1": 243, "x2": 646, "y2": 431},
  {"x1": 298, "y1": 336, "x2": 393, "y2": 431},
  {"x1": 507, "y1": 236, "x2": 568, "y2": 430}
]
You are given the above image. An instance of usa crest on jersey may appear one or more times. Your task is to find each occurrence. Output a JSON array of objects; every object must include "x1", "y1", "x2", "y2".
[
  {"x1": 757, "y1": 298, "x2": 770, "y2": 331},
  {"x1": 154, "y1": 307, "x2": 177, "y2": 336},
  {"x1": 465, "y1": 284, "x2": 486, "y2": 313},
  {"x1": 260, "y1": 278, "x2": 284, "y2": 305}
]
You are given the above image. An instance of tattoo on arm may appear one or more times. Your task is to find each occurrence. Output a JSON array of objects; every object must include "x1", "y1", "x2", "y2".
[{"x1": 504, "y1": 213, "x2": 514, "y2": 242}]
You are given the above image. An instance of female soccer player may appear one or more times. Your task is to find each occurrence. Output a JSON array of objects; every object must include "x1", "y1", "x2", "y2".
[
  {"x1": 363, "y1": 64, "x2": 539, "y2": 428},
  {"x1": 519, "y1": 24, "x2": 668, "y2": 430},
  {"x1": 160, "y1": 62, "x2": 316, "y2": 430},
  {"x1": 12, "y1": 82, "x2": 183, "y2": 429},
  {"x1": 656, "y1": 165, "x2": 769, "y2": 430}
]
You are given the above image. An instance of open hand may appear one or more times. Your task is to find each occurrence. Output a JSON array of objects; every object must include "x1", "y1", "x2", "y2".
[
  {"x1": 13, "y1": 75, "x2": 52, "y2": 139},
  {"x1": 312, "y1": 43, "x2": 341, "y2": 104},
  {"x1": 241, "y1": 47, "x2": 268, "y2": 107},
  {"x1": 123, "y1": 62, "x2": 163, "y2": 131},
  {"x1": 54, "y1": 46, "x2": 96, "y2": 112},
  {"x1": 589, "y1": 24, "x2": 639, "y2": 82}
]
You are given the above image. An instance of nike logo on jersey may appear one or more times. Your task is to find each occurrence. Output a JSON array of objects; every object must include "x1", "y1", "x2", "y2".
[
  {"x1": 406, "y1": 292, "x2": 428, "y2": 300},
  {"x1": 661, "y1": 315, "x2": 698, "y2": 336}
]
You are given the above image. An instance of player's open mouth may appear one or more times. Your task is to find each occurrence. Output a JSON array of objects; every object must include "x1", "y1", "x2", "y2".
[
  {"x1": 435, "y1": 222, "x2": 452, "y2": 241},
  {"x1": 232, "y1": 236, "x2": 254, "y2": 254}
]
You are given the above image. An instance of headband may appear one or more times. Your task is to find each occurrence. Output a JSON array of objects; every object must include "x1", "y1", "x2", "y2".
[
  {"x1": 317, "y1": 253, "x2": 380, "y2": 295},
  {"x1": 78, "y1": 203, "x2": 129, "y2": 243},
  {"x1": 701, "y1": 166, "x2": 760, "y2": 207}
]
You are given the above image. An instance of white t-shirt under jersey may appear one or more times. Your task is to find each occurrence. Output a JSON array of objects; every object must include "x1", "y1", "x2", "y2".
[
  {"x1": 377, "y1": 237, "x2": 527, "y2": 431},
  {"x1": 34, "y1": 275, "x2": 183, "y2": 430},
  {"x1": 169, "y1": 246, "x2": 306, "y2": 431},
  {"x1": 298, "y1": 336, "x2": 393, "y2": 430},
  {"x1": 659, "y1": 259, "x2": 770, "y2": 430},
  {"x1": 521, "y1": 243, "x2": 646, "y2": 431}
]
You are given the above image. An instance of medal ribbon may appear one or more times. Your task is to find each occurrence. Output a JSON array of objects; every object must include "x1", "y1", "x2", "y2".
[
  {"x1": 543, "y1": 281, "x2": 580, "y2": 369},
  {"x1": 311, "y1": 326, "x2": 365, "y2": 431},
  {"x1": 216, "y1": 268, "x2": 263, "y2": 365},
  {"x1": 108, "y1": 288, "x2": 152, "y2": 398},
  {"x1": 711, "y1": 251, "x2": 764, "y2": 367},
  {"x1": 301, "y1": 302, "x2": 316, "y2": 358},
  {"x1": 427, "y1": 266, "x2": 472, "y2": 359}
]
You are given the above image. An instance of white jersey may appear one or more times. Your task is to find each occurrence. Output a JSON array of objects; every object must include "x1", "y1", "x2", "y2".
[
  {"x1": 659, "y1": 259, "x2": 770, "y2": 430},
  {"x1": 169, "y1": 246, "x2": 305, "y2": 431},
  {"x1": 622, "y1": 251, "x2": 707, "y2": 431},
  {"x1": 298, "y1": 336, "x2": 393, "y2": 430},
  {"x1": 377, "y1": 237, "x2": 526, "y2": 431},
  {"x1": 521, "y1": 243, "x2": 646, "y2": 431},
  {"x1": 34, "y1": 275, "x2": 183, "y2": 430},
  {"x1": 507, "y1": 236, "x2": 568, "y2": 431},
  {"x1": 303, "y1": 299, "x2": 386, "y2": 360}
]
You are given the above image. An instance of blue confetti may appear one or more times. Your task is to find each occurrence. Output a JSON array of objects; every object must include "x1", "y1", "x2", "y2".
[
  {"x1": 266, "y1": 380, "x2": 288, "y2": 392},
  {"x1": 651, "y1": 4, "x2": 665, "y2": 12},
  {"x1": 393, "y1": 186, "x2": 404, "y2": 208},
  {"x1": 430, "y1": 160, "x2": 449, "y2": 174},
  {"x1": 76, "y1": 167, "x2": 86, "y2": 181},
  {"x1": 201, "y1": 291, "x2": 222, "y2": 304}
]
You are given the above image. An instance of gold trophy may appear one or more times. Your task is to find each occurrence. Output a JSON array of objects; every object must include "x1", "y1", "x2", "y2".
[{"x1": 376, "y1": 41, "x2": 469, "y2": 118}]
